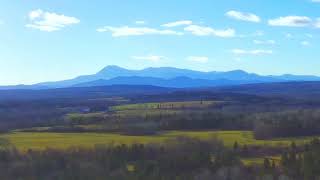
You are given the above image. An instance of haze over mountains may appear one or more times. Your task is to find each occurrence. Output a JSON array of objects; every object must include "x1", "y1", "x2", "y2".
[{"x1": 2, "y1": 65, "x2": 320, "y2": 90}]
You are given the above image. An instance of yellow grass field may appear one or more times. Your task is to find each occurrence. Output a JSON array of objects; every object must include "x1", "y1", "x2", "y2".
[
  {"x1": 241, "y1": 156, "x2": 282, "y2": 166},
  {"x1": 110, "y1": 101, "x2": 218, "y2": 111},
  {"x1": 1, "y1": 131, "x2": 318, "y2": 151}
]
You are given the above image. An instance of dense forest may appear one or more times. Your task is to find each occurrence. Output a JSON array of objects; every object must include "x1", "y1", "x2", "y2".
[
  {"x1": 1, "y1": 83, "x2": 320, "y2": 179},
  {"x1": 1, "y1": 136, "x2": 320, "y2": 180}
]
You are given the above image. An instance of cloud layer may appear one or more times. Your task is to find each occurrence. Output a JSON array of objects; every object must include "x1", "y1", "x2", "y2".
[
  {"x1": 268, "y1": 16, "x2": 312, "y2": 27},
  {"x1": 301, "y1": 41, "x2": 311, "y2": 46},
  {"x1": 131, "y1": 55, "x2": 165, "y2": 62},
  {"x1": 226, "y1": 10, "x2": 261, "y2": 23},
  {"x1": 26, "y1": 9, "x2": 80, "y2": 32},
  {"x1": 315, "y1": 18, "x2": 320, "y2": 28},
  {"x1": 97, "y1": 26, "x2": 183, "y2": 36},
  {"x1": 187, "y1": 56, "x2": 209, "y2": 63},
  {"x1": 162, "y1": 20, "x2": 193, "y2": 27},
  {"x1": 135, "y1": 21, "x2": 146, "y2": 25},
  {"x1": 253, "y1": 40, "x2": 276, "y2": 45},
  {"x1": 98, "y1": 22, "x2": 235, "y2": 38},
  {"x1": 184, "y1": 25, "x2": 235, "y2": 37},
  {"x1": 232, "y1": 49, "x2": 273, "y2": 55}
]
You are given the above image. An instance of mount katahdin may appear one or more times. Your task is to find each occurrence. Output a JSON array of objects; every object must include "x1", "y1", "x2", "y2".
[{"x1": 2, "y1": 66, "x2": 320, "y2": 89}]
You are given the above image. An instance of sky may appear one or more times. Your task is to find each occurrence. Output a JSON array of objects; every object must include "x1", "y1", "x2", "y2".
[{"x1": 0, "y1": 0, "x2": 320, "y2": 85}]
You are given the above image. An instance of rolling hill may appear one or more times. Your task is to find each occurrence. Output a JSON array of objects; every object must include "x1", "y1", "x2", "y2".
[{"x1": 1, "y1": 65, "x2": 320, "y2": 89}]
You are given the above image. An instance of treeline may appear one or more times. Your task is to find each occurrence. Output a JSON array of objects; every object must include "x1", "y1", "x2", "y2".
[
  {"x1": 0, "y1": 88, "x2": 314, "y2": 131},
  {"x1": 3, "y1": 136, "x2": 320, "y2": 179},
  {"x1": 252, "y1": 110, "x2": 320, "y2": 139},
  {"x1": 158, "y1": 109, "x2": 320, "y2": 140},
  {"x1": 30, "y1": 108, "x2": 320, "y2": 140},
  {"x1": 278, "y1": 138, "x2": 320, "y2": 180},
  {"x1": 0, "y1": 97, "x2": 121, "y2": 130},
  {"x1": 4, "y1": 90, "x2": 320, "y2": 140},
  {"x1": 0, "y1": 137, "x2": 256, "y2": 180}
]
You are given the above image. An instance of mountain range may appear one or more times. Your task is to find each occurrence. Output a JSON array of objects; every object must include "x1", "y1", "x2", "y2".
[{"x1": 2, "y1": 65, "x2": 320, "y2": 90}]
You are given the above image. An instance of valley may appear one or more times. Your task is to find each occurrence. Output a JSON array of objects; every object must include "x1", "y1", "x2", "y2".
[{"x1": 1, "y1": 71, "x2": 320, "y2": 179}]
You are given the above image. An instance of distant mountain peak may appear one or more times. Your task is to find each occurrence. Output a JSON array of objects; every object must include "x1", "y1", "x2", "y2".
[
  {"x1": 97, "y1": 65, "x2": 130, "y2": 75},
  {"x1": 2, "y1": 65, "x2": 320, "y2": 90},
  {"x1": 226, "y1": 70, "x2": 248, "y2": 75},
  {"x1": 99, "y1": 65, "x2": 125, "y2": 71}
]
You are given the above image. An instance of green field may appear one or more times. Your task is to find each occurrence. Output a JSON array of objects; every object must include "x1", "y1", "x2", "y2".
[
  {"x1": 109, "y1": 101, "x2": 219, "y2": 118},
  {"x1": 2, "y1": 130, "x2": 318, "y2": 151},
  {"x1": 241, "y1": 156, "x2": 281, "y2": 166},
  {"x1": 110, "y1": 101, "x2": 218, "y2": 111},
  {"x1": 64, "y1": 101, "x2": 219, "y2": 123}
]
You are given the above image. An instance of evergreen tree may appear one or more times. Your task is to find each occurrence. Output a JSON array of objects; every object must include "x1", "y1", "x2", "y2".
[{"x1": 233, "y1": 141, "x2": 239, "y2": 152}]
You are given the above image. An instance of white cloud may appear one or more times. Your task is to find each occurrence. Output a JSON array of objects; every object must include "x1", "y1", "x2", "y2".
[
  {"x1": 226, "y1": 10, "x2": 261, "y2": 23},
  {"x1": 132, "y1": 55, "x2": 165, "y2": 62},
  {"x1": 26, "y1": 9, "x2": 80, "y2": 32},
  {"x1": 29, "y1": 9, "x2": 43, "y2": 20},
  {"x1": 97, "y1": 26, "x2": 183, "y2": 37},
  {"x1": 162, "y1": 20, "x2": 193, "y2": 27},
  {"x1": 301, "y1": 41, "x2": 311, "y2": 46},
  {"x1": 184, "y1": 25, "x2": 235, "y2": 38},
  {"x1": 232, "y1": 49, "x2": 273, "y2": 55},
  {"x1": 234, "y1": 57, "x2": 243, "y2": 62},
  {"x1": 311, "y1": 0, "x2": 320, "y2": 2},
  {"x1": 268, "y1": 16, "x2": 312, "y2": 27},
  {"x1": 135, "y1": 21, "x2": 145, "y2": 25},
  {"x1": 285, "y1": 33, "x2": 293, "y2": 39},
  {"x1": 253, "y1": 30, "x2": 264, "y2": 36},
  {"x1": 187, "y1": 56, "x2": 209, "y2": 63},
  {"x1": 238, "y1": 30, "x2": 264, "y2": 38},
  {"x1": 306, "y1": 33, "x2": 313, "y2": 38},
  {"x1": 315, "y1": 18, "x2": 320, "y2": 28},
  {"x1": 253, "y1": 40, "x2": 276, "y2": 45}
]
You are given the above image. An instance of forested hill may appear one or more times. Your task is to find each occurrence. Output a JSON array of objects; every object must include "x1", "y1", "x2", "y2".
[
  {"x1": 209, "y1": 81, "x2": 320, "y2": 100},
  {"x1": 2, "y1": 66, "x2": 320, "y2": 90},
  {"x1": 2, "y1": 81, "x2": 320, "y2": 101},
  {"x1": 0, "y1": 85, "x2": 175, "y2": 101}
]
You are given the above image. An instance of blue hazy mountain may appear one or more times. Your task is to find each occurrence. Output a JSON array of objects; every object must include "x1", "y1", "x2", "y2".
[
  {"x1": 73, "y1": 76, "x2": 259, "y2": 88},
  {"x1": 2, "y1": 65, "x2": 320, "y2": 89}
]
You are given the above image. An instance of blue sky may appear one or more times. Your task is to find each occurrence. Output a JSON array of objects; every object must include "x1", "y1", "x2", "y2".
[{"x1": 0, "y1": 0, "x2": 320, "y2": 85}]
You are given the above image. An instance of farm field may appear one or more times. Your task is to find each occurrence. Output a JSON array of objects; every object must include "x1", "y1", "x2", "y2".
[
  {"x1": 2, "y1": 130, "x2": 318, "y2": 151},
  {"x1": 110, "y1": 101, "x2": 219, "y2": 111},
  {"x1": 108, "y1": 101, "x2": 221, "y2": 117},
  {"x1": 64, "y1": 100, "x2": 220, "y2": 123},
  {"x1": 241, "y1": 156, "x2": 281, "y2": 166}
]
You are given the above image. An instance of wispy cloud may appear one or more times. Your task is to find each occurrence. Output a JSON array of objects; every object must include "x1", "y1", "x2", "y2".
[
  {"x1": 135, "y1": 21, "x2": 146, "y2": 25},
  {"x1": 253, "y1": 40, "x2": 276, "y2": 45},
  {"x1": 184, "y1": 25, "x2": 235, "y2": 38},
  {"x1": 311, "y1": 0, "x2": 320, "y2": 3},
  {"x1": 306, "y1": 33, "x2": 313, "y2": 38},
  {"x1": 285, "y1": 33, "x2": 293, "y2": 39},
  {"x1": 232, "y1": 49, "x2": 273, "y2": 55},
  {"x1": 315, "y1": 18, "x2": 320, "y2": 28},
  {"x1": 239, "y1": 30, "x2": 264, "y2": 38},
  {"x1": 226, "y1": 10, "x2": 261, "y2": 23},
  {"x1": 187, "y1": 56, "x2": 209, "y2": 63},
  {"x1": 253, "y1": 31, "x2": 264, "y2": 36},
  {"x1": 162, "y1": 20, "x2": 193, "y2": 27},
  {"x1": 26, "y1": 9, "x2": 80, "y2": 32},
  {"x1": 131, "y1": 55, "x2": 165, "y2": 62},
  {"x1": 97, "y1": 26, "x2": 183, "y2": 37},
  {"x1": 301, "y1": 41, "x2": 311, "y2": 46},
  {"x1": 268, "y1": 16, "x2": 312, "y2": 27}
]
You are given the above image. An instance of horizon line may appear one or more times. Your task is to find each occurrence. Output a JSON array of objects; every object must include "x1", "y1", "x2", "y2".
[{"x1": 1, "y1": 65, "x2": 319, "y2": 86}]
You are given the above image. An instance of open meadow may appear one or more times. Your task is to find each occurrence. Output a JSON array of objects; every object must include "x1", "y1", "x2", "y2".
[{"x1": 2, "y1": 130, "x2": 318, "y2": 151}]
